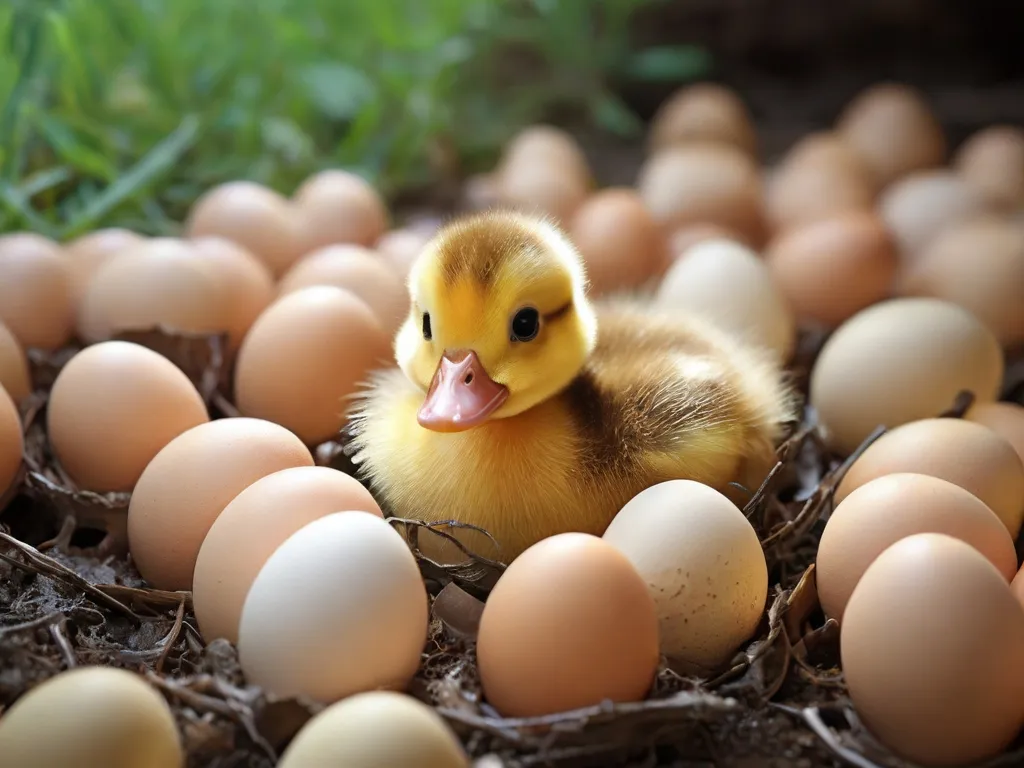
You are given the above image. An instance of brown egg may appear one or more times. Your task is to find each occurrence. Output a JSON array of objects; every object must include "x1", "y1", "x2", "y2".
[
  {"x1": 0, "y1": 232, "x2": 74, "y2": 350},
  {"x1": 899, "y1": 216, "x2": 1024, "y2": 346},
  {"x1": 191, "y1": 236, "x2": 275, "y2": 351},
  {"x1": 293, "y1": 170, "x2": 389, "y2": 254},
  {"x1": 667, "y1": 223, "x2": 748, "y2": 263},
  {"x1": 648, "y1": 82, "x2": 756, "y2": 156},
  {"x1": 234, "y1": 287, "x2": 391, "y2": 445},
  {"x1": 77, "y1": 238, "x2": 230, "y2": 344},
  {"x1": 278, "y1": 245, "x2": 408, "y2": 335},
  {"x1": 569, "y1": 188, "x2": 667, "y2": 295},
  {"x1": 47, "y1": 341, "x2": 209, "y2": 492},
  {"x1": 0, "y1": 321, "x2": 31, "y2": 404},
  {"x1": 498, "y1": 125, "x2": 591, "y2": 184},
  {"x1": 63, "y1": 228, "x2": 145, "y2": 304},
  {"x1": 476, "y1": 533, "x2": 659, "y2": 717},
  {"x1": 375, "y1": 228, "x2": 433, "y2": 279},
  {"x1": 185, "y1": 180, "x2": 301, "y2": 278},
  {"x1": 836, "y1": 82, "x2": 946, "y2": 188},
  {"x1": 954, "y1": 125, "x2": 1024, "y2": 211},
  {"x1": 764, "y1": 211, "x2": 897, "y2": 326},
  {"x1": 495, "y1": 158, "x2": 589, "y2": 225},
  {"x1": 966, "y1": 401, "x2": 1024, "y2": 468},
  {"x1": 0, "y1": 385, "x2": 22, "y2": 503},
  {"x1": 462, "y1": 172, "x2": 502, "y2": 212},
  {"x1": 637, "y1": 143, "x2": 766, "y2": 247},
  {"x1": 836, "y1": 418, "x2": 1024, "y2": 538},
  {"x1": 193, "y1": 465, "x2": 383, "y2": 643},
  {"x1": 127, "y1": 417, "x2": 314, "y2": 591}
]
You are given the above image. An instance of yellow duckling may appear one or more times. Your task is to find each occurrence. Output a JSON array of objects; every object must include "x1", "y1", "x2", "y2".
[{"x1": 347, "y1": 210, "x2": 797, "y2": 562}]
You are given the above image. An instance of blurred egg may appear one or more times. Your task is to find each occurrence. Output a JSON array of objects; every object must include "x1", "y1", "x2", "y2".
[
  {"x1": 47, "y1": 341, "x2": 209, "y2": 492},
  {"x1": 817, "y1": 473, "x2": 1016, "y2": 622},
  {"x1": 0, "y1": 321, "x2": 31, "y2": 403},
  {"x1": 0, "y1": 385, "x2": 23, "y2": 503},
  {"x1": 293, "y1": 170, "x2": 389, "y2": 254},
  {"x1": 238, "y1": 511, "x2": 428, "y2": 703},
  {"x1": 764, "y1": 211, "x2": 897, "y2": 326},
  {"x1": 836, "y1": 83, "x2": 946, "y2": 187},
  {"x1": 375, "y1": 228, "x2": 433, "y2": 278},
  {"x1": 966, "y1": 401, "x2": 1024, "y2": 466},
  {"x1": 602, "y1": 480, "x2": 767, "y2": 673},
  {"x1": 185, "y1": 180, "x2": 301, "y2": 278},
  {"x1": 191, "y1": 236, "x2": 275, "y2": 351},
  {"x1": 836, "y1": 418, "x2": 1024, "y2": 537},
  {"x1": 841, "y1": 533, "x2": 1024, "y2": 766},
  {"x1": 498, "y1": 124, "x2": 591, "y2": 184},
  {"x1": 462, "y1": 172, "x2": 501, "y2": 211},
  {"x1": 476, "y1": 533, "x2": 659, "y2": 717},
  {"x1": 0, "y1": 232, "x2": 74, "y2": 350},
  {"x1": 954, "y1": 125, "x2": 1024, "y2": 211},
  {"x1": 648, "y1": 82, "x2": 756, "y2": 156},
  {"x1": 234, "y1": 287, "x2": 391, "y2": 445},
  {"x1": 656, "y1": 238, "x2": 795, "y2": 360},
  {"x1": 128, "y1": 418, "x2": 313, "y2": 591},
  {"x1": 0, "y1": 666, "x2": 183, "y2": 768},
  {"x1": 63, "y1": 228, "x2": 145, "y2": 304},
  {"x1": 809, "y1": 298, "x2": 1003, "y2": 455},
  {"x1": 496, "y1": 159, "x2": 589, "y2": 225},
  {"x1": 193, "y1": 465, "x2": 382, "y2": 643},
  {"x1": 667, "y1": 223, "x2": 746, "y2": 259},
  {"x1": 278, "y1": 691, "x2": 468, "y2": 768}
]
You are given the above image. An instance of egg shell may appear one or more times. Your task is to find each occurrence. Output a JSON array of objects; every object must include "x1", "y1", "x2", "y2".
[
  {"x1": 602, "y1": 480, "x2": 767, "y2": 673},
  {"x1": 498, "y1": 125, "x2": 591, "y2": 184},
  {"x1": 293, "y1": 170, "x2": 389, "y2": 254},
  {"x1": 817, "y1": 473, "x2": 1016, "y2": 622},
  {"x1": 375, "y1": 228, "x2": 433, "y2": 278},
  {"x1": 809, "y1": 297, "x2": 1004, "y2": 456},
  {"x1": 238, "y1": 511, "x2": 428, "y2": 703},
  {"x1": 0, "y1": 321, "x2": 31, "y2": 403},
  {"x1": 836, "y1": 418, "x2": 1024, "y2": 538},
  {"x1": 192, "y1": 465, "x2": 383, "y2": 643},
  {"x1": 841, "y1": 533, "x2": 1024, "y2": 766},
  {"x1": 0, "y1": 666, "x2": 183, "y2": 768},
  {"x1": 277, "y1": 691, "x2": 468, "y2": 768},
  {"x1": 647, "y1": 83, "x2": 757, "y2": 156},
  {"x1": 954, "y1": 125, "x2": 1024, "y2": 211},
  {"x1": 0, "y1": 232, "x2": 74, "y2": 350},
  {"x1": 496, "y1": 158, "x2": 589, "y2": 225},
  {"x1": 47, "y1": 341, "x2": 209, "y2": 492},
  {"x1": 233, "y1": 286, "x2": 392, "y2": 445},
  {"x1": 476, "y1": 533, "x2": 659, "y2": 718},
  {"x1": 63, "y1": 228, "x2": 145, "y2": 304},
  {"x1": 127, "y1": 418, "x2": 313, "y2": 591},
  {"x1": 764, "y1": 211, "x2": 897, "y2": 327},
  {"x1": 0, "y1": 385, "x2": 23, "y2": 502},
  {"x1": 966, "y1": 401, "x2": 1024, "y2": 467}
]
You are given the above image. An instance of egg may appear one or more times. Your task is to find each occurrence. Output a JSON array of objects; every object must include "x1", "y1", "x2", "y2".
[
  {"x1": 602, "y1": 480, "x2": 767, "y2": 673},
  {"x1": 568, "y1": 188, "x2": 668, "y2": 295},
  {"x1": 238, "y1": 511, "x2": 427, "y2": 703},
  {"x1": 764, "y1": 211, "x2": 897, "y2": 326},
  {"x1": 841, "y1": 533, "x2": 1024, "y2": 766},
  {"x1": 966, "y1": 401, "x2": 1024, "y2": 467},
  {"x1": 647, "y1": 82, "x2": 756, "y2": 156},
  {"x1": 667, "y1": 223, "x2": 747, "y2": 259},
  {"x1": 375, "y1": 228, "x2": 433, "y2": 278},
  {"x1": 277, "y1": 244, "x2": 408, "y2": 335},
  {"x1": 899, "y1": 216, "x2": 1024, "y2": 346},
  {"x1": 835, "y1": 82, "x2": 946, "y2": 187},
  {"x1": 462, "y1": 172, "x2": 502, "y2": 211},
  {"x1": 278, "y1": 691, "x2": 468, "y2": 768},
  {"x1": 498, "y1": 124, "x2": 591, "y2": 184},
  {"x1": 817, "y1": 473, "x2": 1016, "y2": 622},
  {"x1": 495, "y1": 158, "x2": 589, "y2": 225},
  {"x1": 185, "y1": 180, "x2": 301, "y2": 278},
  {"x1": 0, "y1": 232, "x2": 74, "y2": 350},
  {"x1": 836, "y1": 418, "x2": 1024, "y2": 537},
  {"x1": 234, "y1": 287, "x2": 391, "y2": 445},
  {"x1": 0, "y1": 385, "x2": 23, "y2": 503},
  {"x1": 656, "y1": 238, "x2": 795, "y2": 360},
  {"x1": 476, "y1": 533, "x2": 659, "y2": 717},
  {"x1": 0, "y1": 666, "x2": 183, "y2": 768},
  {"x1": 0, "y1": 321, "x2": 31, "y2": 403},
  {"x1": 193, "y1": 465, "x2": 383, "y2": 643},
  {"x1": 637, "y1": 143, "x2": 766, "y2": 246},
  {"x1": 47, "y1": 341, "x2": 209, "y2": 492},
  {"x1": 953, "y1": 125, "x2": 1024, "y2": 211},
  {"x1": 293, "y1": 170, "x2": 389, "y2": 255},
  {"x1": 63, "y1": 228, "x2": 145, "y2": 304},
  {"x1": 809, "y1": 298, "x2": 1003, "y2": 455}
]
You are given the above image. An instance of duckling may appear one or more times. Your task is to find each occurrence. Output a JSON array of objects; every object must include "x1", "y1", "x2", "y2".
[{"x1": 346, "y1": 210, "x2": 797, "y2": 563}]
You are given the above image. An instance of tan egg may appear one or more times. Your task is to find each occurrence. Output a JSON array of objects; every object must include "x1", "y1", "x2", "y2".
[
  {"x1": 77, "y1": 238, "x2": 230, "y2": 344},
  {"x1": 602, "y1": 480, "x2": 767, "y2": 674},
  {"x1": 498, "y1": 124, "x2": 591, "y2": 184},
  {"x1": 0, "y1": 321, "x2": 31, "y2": 403},
  {"x1": 495, "y1": 158, "x2": 589, "y2": 225},
  {"x1": 185, "y1": 180, "x2": 302, "y2": 277},
  {"x1": 966, "y1": 401, "x2": 1024, "y2": 467},
  {"x1": 817, "y1": 473, "x2": 1016, "y2": 622},
  {"x1": 836, "y1": 82, "x2": 946, "y2": 187},
  {"x1": 293, "y1": 170, "x2": 389, "y2": 253},
  {"x1": 954, "y1": 125, "x2": 1024, "y2": 211},
  {"x1": 841, "y1": 534, "x2": 1024, "y2": 766},
  {"x1": 648, "y1": 82, "x2": 756, "y2": 156},
  {"x1": 462, "y1": 172, "x2": 502, "y2": 212},
  {"x1": 765, "y1": 211, "x2": 897, "y2": 326},
  {"x1": 63, "y1": 228, "x2": 145, "y2": 304},
  {"x1": 375, "y1": 228, "x2": 433, "y2": 279},
  {"x1": 0, "y1": 385, "x2": 22, "y2": 503},
  {"x1": 127, "y1": 418, "x2": 313, "y2": 591},
  {"x1": 899, "y1": 216, "x2": 1024, "y2": 346},
  {"x1": 0, "y1": 666, "x2": 183, "y2": 768},
  {"x1": 0, "y1": 232, "x2": 74, "y2": 350},
  {"x1": 278, "y1": 245, "x2": 408, "y2": 335},
  {"x1": 193, "y1": 465, "x2": 383, "y2": 644},
  {"x1": 569, "y1": 188, "x2": 667, "y2": 295},
  {"x1": 239, "y1": 512, "x2": 428, "y2": 704},
  {"x1": 47, "y1": 341, "x2": 209, "y2": 492},
  {"x1": 476, "y1": 533, "x2": 659, "y2": 717},
  {"x1": 809, "y1": 298, "x2": 1003, "y2": 455},
  {"x1": 637, "y1": 143, "x2": 766, "y2": 247}
]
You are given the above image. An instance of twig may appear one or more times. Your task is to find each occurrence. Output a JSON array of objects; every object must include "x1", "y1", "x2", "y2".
[
  {"x1": 156, "y1": 599, "x2": 187, "y2": 674},
  {"x1": 49, "y1": 617, "x2": 76, "y2": 669},
  {"x1": 0, "y1": 612, "x2": 64, "y2": 638},
  {"x1": 771, "y1": 704, "x2": 887, "y2": 768}
]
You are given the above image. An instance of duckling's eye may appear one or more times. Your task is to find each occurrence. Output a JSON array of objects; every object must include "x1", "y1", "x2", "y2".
[
  {"x1": 422, "y1": 312, "x2": 432, "y2": 341},
  {"x1": 510, "y1": 307, "x2": 540, "y2": 342}
]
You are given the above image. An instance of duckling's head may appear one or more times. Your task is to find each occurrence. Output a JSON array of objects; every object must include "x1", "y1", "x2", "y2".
[{"x1": 395, "y1": 210, "x2": 598, "y2": 432}]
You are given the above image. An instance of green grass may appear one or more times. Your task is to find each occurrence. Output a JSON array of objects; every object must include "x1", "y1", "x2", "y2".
[{"x1": 0, "y1": 0, "x2": 709, "y2": 240}]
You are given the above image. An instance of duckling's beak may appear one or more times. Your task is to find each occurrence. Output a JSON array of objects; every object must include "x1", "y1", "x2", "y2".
[{"x1": 418, "y1": 349, "x2": 509, "y2": 432}]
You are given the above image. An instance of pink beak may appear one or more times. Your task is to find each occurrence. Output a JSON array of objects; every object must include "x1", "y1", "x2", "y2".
[{"x1": 417, "y1": 350, "x2": 509, "y2": 432}]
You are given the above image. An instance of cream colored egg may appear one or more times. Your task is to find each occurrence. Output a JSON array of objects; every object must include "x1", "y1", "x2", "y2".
[
  {"x1": 648, "y1": 82, "x2": 757, "y2": 156},
  {"x1": 496, "y1": 158, "x2": 589, "y2": 225},
  {"x1": 294, "y1": 170, "x2": 389, "y2": 253},
  {"x1": 498, "y1": 124, "x2": 591, "y2": 184},
  {"x1": 954, "y1": 125, "x2": 1024, "y2": 211},
  {"x1": 0, "y1": 321, "x2": 31, "y2": 404},
  {"x1": 0, "y1": 232, "x2": 74, "y2": 350}
]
